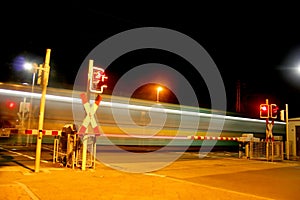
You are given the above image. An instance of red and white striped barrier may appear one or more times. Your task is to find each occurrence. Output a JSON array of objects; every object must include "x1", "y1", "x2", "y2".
[
  {"x1": 187, "y1": 135, "x2": 240, "y2": 141},
  {"x1": 78, "y1": 93, "x2": 102, "y2": 134},
  {"x1": 25, "y1": 129, "x2": 61, "y2": 136}
]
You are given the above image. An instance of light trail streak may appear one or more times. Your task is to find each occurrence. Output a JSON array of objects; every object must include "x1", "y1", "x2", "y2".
[{"x1": 0, "y1": 88, "x2": 286, "y2": 126}]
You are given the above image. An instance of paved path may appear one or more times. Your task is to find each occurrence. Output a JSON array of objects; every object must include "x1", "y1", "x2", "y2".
[{"x1": 1, "y1": 151, "x2": 300, "y2": 200}]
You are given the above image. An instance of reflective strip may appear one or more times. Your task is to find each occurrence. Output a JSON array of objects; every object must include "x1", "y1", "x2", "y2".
[
  {"x1": 188, "y1": 135, "x2": 240, "y2": 141},
  {"x1": 25, "y1": 129, "x2": 61, "y2": 136}
]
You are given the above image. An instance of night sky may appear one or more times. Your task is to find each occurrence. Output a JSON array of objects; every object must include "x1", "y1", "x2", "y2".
[{"x1": 1, "y1": 2, "x2": 300, "y2": 118}]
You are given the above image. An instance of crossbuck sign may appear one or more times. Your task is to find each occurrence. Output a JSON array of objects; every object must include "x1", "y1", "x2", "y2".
[{"x1": 78, "y1": 93, "x2": 102, "y2": 134}]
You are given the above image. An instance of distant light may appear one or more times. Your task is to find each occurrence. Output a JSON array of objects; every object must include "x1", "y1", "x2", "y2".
[
  {"x1": 296, "y1": 64, "x2": 300, "y2": 74},
  {"x1": 5, "y1": 100, "x2": 16, "y2": 110},
  {"x1": 8, "y1": 102, "x2": 15, "y2": 108},
  {"x1": 24, "y1": 62, "x2": 33, "y2": 71},
  {"x1": 261, "y1": 105, "x2": 267, "y2": 111},
  {"x1": 157, "y1": 86, "x2": 163, "y2": 92}
]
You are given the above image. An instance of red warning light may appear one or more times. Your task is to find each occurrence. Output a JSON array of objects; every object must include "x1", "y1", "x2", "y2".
[
  {"x1": 270, "y1": 104, "x2": 279, "y2": 119},
  {"x1": 260, "y1": 104, "x2": 269, "y2": 118},
  {"x1": 89, "y1": 66, "x2": 108, "y2": 94},
  {"x1": 6, "y1": 100, "x2": 17, "y2": 110}
]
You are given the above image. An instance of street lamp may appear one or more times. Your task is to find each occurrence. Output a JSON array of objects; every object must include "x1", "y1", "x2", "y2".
[
  {"x1": 296, "y1": 63, "x2": 300, "y2": 75},
  {"x1": 156, "y1": 86, "x2": 163, "y2": 103}
]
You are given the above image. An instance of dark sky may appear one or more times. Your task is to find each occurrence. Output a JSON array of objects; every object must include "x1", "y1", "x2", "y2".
[{"x1": 1, "y1": 2, "x2": 300, "y2": 118}]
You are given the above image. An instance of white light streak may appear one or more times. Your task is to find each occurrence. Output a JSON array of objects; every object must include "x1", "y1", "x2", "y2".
[{"x1": 0, "y1": 88, "x2": 286, "y2": 125}]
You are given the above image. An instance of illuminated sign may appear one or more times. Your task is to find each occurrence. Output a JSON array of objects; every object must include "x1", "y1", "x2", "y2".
[{"x1": 89, "y1": 66, "x2": 108, "y2": 93}]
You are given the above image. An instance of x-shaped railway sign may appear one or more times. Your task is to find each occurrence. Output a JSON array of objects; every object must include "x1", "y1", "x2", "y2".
[
  {"x1": 78, "y1": 93, "x2": 102, "y2": 134},
  {"x1": 266, "y1": 118, "x2": 274, "y2": 142}
]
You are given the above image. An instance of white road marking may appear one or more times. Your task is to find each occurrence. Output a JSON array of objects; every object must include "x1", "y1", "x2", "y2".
[
  {"x1": 16, "y1": 182, "x2": 40, "y2": 200},
  {"x1": 1, "y1": 146, "x2": 49, "y2": 163}
]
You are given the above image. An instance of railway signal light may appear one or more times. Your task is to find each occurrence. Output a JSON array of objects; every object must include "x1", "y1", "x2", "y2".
[
  {"x1": 6, "y1": 100, "x2": 17, "y2": 110},
  {"x1": 89, "y1": 66, "x2": 108, "y2": 93},
  {"x1": 260, "y1": 104, "x2": 269, "y2": 118},
  {"x1": 270, "y1": 104, "x2": 279, "y2": 119}
]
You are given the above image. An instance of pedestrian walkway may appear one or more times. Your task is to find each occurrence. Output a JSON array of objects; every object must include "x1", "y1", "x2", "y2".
[{"x1": 1, "y1": 154, "x2": 300, "y2": 200}]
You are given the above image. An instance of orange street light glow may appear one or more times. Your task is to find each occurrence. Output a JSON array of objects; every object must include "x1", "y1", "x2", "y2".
[{"x1": 156, "y1": 86, "x2": 163, "y2": 102}]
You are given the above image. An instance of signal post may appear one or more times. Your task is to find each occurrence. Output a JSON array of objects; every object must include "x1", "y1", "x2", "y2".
[
  {"x1": 260, "y1": 99, "x2": 278, "y2": 142},
  {"x1": 35, "y1": 49, "x2": 51, "y2": 172},
  {"x1": 78, "y1": 59, "x2": 108, "y2": 170},
  {"x1": 259, "y1": 99, "x2": 289, "y2": 160}
]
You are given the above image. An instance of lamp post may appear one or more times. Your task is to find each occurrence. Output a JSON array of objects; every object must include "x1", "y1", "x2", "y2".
[
  {"x1": 156, "y1": 86, "x2": 163, "y2": 103},
  {"x1": 34, "y1": 49, "x2": 51, "y2": 172}
]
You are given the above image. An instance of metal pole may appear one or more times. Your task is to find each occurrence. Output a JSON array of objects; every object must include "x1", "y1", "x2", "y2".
[
  {"x1": 81, "y1": 59, "x2": 93, "y2": 171},
  {"x1": 266, "y1": 142, "x2": 269, "y2": 161},
  {"x1": 271, "y1": 142, "x2": 274, "y2": 162},
  {"x1": 35, "y1": 49, "x2": 51, "y2": 173},
  {"x1": 285, "y1": 104, "x2": 289, "y2": 160}
]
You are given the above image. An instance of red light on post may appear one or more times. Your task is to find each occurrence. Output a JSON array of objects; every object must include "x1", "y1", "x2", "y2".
[
  {"x1": 6, "y1": 100, "x2": 16, "y2": 110},
  {"x1": 8, "y1": 102, "x2": 15, "y2": 109},
  {"x1": 270, "y1": 104, "x2": 279, "y2": 119},
  {"x1": 260, "y1": 104, "x2": 269, "y2": 118},
  {"x1": 89, "y1": 66, "x2": 108, "y2": 94}
]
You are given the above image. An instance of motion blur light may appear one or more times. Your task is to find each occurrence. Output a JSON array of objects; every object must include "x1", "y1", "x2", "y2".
[{"x1": 0, "y1": 87, "x2": 286, "y2": 124}]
